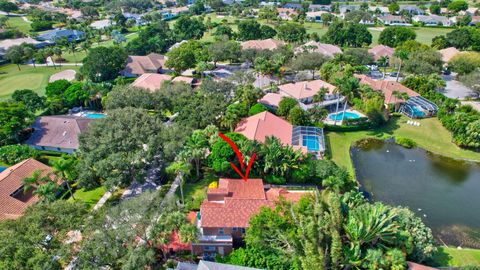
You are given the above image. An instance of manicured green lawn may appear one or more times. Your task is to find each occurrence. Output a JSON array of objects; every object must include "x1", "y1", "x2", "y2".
[
  {"x1": 0, "y1": 64, "x2": 80, "y2": 99},
  {"x1": 177, "y1": 175, "x2": 218, "y2": 210},
  {"x1": 326, "y1": 116, "x2": 480, "y2": 174},
  {"x1": 431, "y1": 247, "x2": 480, "y2": 267},
  {"x1": 68, "y1": 186, "x2": 107, "y2": 209},
  {"x1": 201, "y1": 14, "x2": 453, "y2": 46},
  {"x1": 0, "y1": 15, "x2": 31, "y2": 34}
]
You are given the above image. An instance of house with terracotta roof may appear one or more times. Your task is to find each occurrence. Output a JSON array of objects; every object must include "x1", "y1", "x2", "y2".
[
  {"x1": 235, "y1": 111, "x2": 326, "y2": 156},
  {"x1": 26, "y1": 116, "x2": 93, "y2": 154},
  {"x1": 192, "y1": 178, "x2": 311, "y2": 258},
  {"x1": 438, "y1": 47, "x2": 460, "y2": 63},
  {"x1": 356, "y1": 74, "x2": 419, "y2": 105},
  {"x1": 120, "y1": 53, "x2": 167, "y2": 77},
  {"x1": 0, "y1": 159, "x2": 54, "y2": 220},
  {"x1": 277, "y1": 79, "x2": 341, "y2": 110},
  {"x1": 240, "y1": 39, "x2": 286, "y2": 51},
  {"x1": 131, "y1": 73, "x2": 196, "y2": 91},
  {"x1": 173, "y1": 260, "x2": 262, "y2": 270},
  {"x1": 295, "y1": 41, "x2": 342, "y2": 58},
  {"x1": 258, "y1": 92, "x2": 284, "y2": 109},
  {"x1": 368, "y1": 44, "x2": 394, "y2": 61}
]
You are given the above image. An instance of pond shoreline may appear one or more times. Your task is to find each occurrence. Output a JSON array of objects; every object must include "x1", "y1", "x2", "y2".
[{"x1": 350, "y1": 139, "x2": 480, "y2": 249}]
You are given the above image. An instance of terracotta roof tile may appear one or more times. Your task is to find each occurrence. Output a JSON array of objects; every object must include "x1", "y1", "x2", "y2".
[
  {"x1": 235, "y1": 111, "x2": 293, "y2": 146},
  {"x1": 279, "y1": 79, "x2": 336, "y2": 99},
  {"x1": 295, "y1": 41, "x2": 342, "y2": 58},
  {"x1": 439, "y1": 47, "x2": 460, "y2": 63},
  {"x1": 258, "y1": 92, "x2": 284, "y2": 107},
  {"x1": 356, "y1": 75, "x2": 419, "y2": 104},
  {"x1": 240, "y1": 39, "x2": 285, "y2": 50},
  {"x1": 122, "y1": 53, "x2": 166, "y2": 76},
  {"x1": 131, "y1": 73, "x2": 173, "y2": 91},
  {"x1": 0, "y1": 159, "x2": 53, "y2": 220},
  {"x1": 200, "y1": 178, "x2": 310, "y2": 228},
  {"x1": 368, "y1": 45, "x2": 394, "y2": 61}
]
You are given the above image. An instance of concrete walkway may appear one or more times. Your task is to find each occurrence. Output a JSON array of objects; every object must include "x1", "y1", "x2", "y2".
[{"x1": 92, "y1": 190, "x2": 112, "y2": 211}]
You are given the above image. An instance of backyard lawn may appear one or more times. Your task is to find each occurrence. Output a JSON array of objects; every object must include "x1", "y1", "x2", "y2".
[
  {"x1": 68, "y1": 186, "x2": 107, "y2": 209},
  {"x1": 0, "y1": 15, "x2": 31, "y2": 34},
  {"x1": 326, "y1": 116, "x2": 480, "y2": 174},
  {"x1": 177, "y1": 175, "x2": 218, "y2": 210},
  {"x1": 0, "y1": 64, "x2": 80, "y2": 99},
  {"x1": 433, "y1": 247, "x2": 480, "y2": 267}
]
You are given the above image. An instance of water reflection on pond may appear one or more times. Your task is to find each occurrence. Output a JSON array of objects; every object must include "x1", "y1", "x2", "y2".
[{"x1": 351, "y1": 140, "x2": 480, "y2": 248}]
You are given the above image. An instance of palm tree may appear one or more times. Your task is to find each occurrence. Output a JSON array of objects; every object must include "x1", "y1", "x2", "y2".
[
  {"x1": 67, "y1": 42, "x2": 78, "y2": 66},
  {"x1": 80, "y1": 41, "x2": 92, "y2": 55},
  {"x1": 22, "y1": 170, "x2": 58, "y2": 202},
  {"x1": 179, "y1": 224, "x2": 198, "y2": 260},
  {"x1": 53, "y1": 47, "x2": 63, "y2": 68},
  {"x1": 313, "y1": 87, "x2": 329, "y2": 103},
  {"x1": 377, "y1": 56, "x2": 388, "y2": 78},
  {"x1": 44, "y1": 47, "x2": 56, "y2": 69},
  {"x1": 182, "y1": 131, "x2": 209, "y2": 180},
  {"x1": 344, "y1": 203, "x2": 398, "y2": 252},
  {"x1": 52, "y1": 155, "x2": 78, "y2": 200},
  {"x1": 393, "y1": 50, "x2": 409, "y2": 82},
  {"x1": 166, "y1": 161, "x2": 191, "y2": 204},
  {"x1": 335, "y1": 75, "x2": 359, "y2": 124}
]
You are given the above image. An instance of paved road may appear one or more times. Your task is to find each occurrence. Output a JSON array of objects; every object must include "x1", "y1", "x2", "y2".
[{"x1": 440, "y1": 75, "x2": 476, "y2": 99}]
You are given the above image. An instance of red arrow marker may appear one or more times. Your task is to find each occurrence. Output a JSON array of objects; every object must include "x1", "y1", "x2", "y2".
[{"x1": 218, "y1": 133, "x2": 256, "y2": 182}]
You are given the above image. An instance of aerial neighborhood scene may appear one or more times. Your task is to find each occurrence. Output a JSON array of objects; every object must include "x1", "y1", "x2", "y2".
[{"x1": 1, "y1": 0, "x2": 480, "y2": 267}]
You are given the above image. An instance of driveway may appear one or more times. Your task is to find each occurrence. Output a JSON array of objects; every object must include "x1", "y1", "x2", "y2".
[{"x1": 440, "y1": 75, "x2": 476, "y2": 99}]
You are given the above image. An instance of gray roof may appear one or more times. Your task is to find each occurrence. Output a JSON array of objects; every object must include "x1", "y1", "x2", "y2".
[
  {"x1": 176, "y1": 261, "x2": 263, "y2": 270},
  {"x1": 26, "y1": 115, "x2": 93, "y2": 150},
  {"x1": 37, "y1": 29, "x2": 85, "y2": 42}
]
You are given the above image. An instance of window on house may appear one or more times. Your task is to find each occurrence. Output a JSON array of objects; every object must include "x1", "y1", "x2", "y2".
[
  {"x1": 218, "y1": 228, "x2": 224, "y2": 235},
  {"x1": 232, "y1": 227, "x2": 237, "y2": 232},
  {"x1": 240, "y1": 228, "x2": 246, "y2": 234},
  {"x1": 203, "y1": 246, "x2": 216, "y2": 251}
]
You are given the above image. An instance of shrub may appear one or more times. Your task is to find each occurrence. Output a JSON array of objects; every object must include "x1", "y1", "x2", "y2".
[
  {"x1": 264, "y1": 174, "x2": 286, "y2": 184},
  {"x1": 0, "y1": 145, "x2": 39, "y2": 165},
  {"x1": 449, "y1": 52, "x2": 480, "y2": 75},
  {"x1": 395, "y1": 137, "x2": 417, "y2": 149},
  {"x1": 30, "y1": 21, "x2": 54, "y2": 32},
  {"x1": 248, "y1": 103, "x2": 268, "y2": 116}
]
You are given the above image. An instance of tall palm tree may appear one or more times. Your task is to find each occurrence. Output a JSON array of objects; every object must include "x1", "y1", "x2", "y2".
[
  {"x1": 344, "y1": 203, "x2": 398, "y2": 253},
  {"x1": 313, "y1": 87, "x2": 329, "y2": 103},
  {"x1": 179, "y1": 224, "x2": 198, "y2": 260},
  {"x1": 394, "y1": 50, "x2": 409, "y2": 82},
  {"x1": 67, "y1": 42, "x2": 78, "y2": 66},
  {"x1": 52, "y1": 155, "x2": 78, "y2": 200},
  {"x1": 22, "y1": 170, "x2": 58, "y2": 202},
  {"x1": 181, "y1": 131, "x2": 209, "y2": 180},
  {"x1": 53, "y1": 47, "x2": 63, "y2": 68},
  {"x1": 44, "y1": 47, "x2": 56, "y2": 69},
  {"x1": 335, "y1": 75, "x2": 359, "y2": 124},
  {"x1": 377, "y1": 56, "x2": 388, "y2": 78}
]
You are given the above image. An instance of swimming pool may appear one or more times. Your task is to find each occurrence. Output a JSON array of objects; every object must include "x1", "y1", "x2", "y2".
[
  {"x1": 0, "y1": 166, "x2": 6, "y2": 172},
  {"x1": 84, "y1": 113, "x2": 106, "y2": 119},
  {"x1": 328, "y1": 111, "x2": 361, "y2": 121},
  {"x1": 302, "y1": 135, "x2": 320, "y2": 151}
]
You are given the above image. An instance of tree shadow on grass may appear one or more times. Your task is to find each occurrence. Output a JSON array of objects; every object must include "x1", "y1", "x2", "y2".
[
  {"x1": 365, "y1": 116, "x2": 402, "y2": 138},
  {"x1": 425, "y1": 247, "x2": 453, "y2": 267}
]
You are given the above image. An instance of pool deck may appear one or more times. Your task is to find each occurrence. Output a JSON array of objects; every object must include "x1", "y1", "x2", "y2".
[{"x1": 324, "y1": 109, "x2": 366, "y2": 126}]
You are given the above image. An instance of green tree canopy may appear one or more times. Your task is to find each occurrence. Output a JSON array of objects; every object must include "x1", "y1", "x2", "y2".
[
  {"x1": 379, "y1": 27, "x2": 416, "y2": 48},
  {"x1": 80, "y1": 46, "x2": 128, "y2": 82}
]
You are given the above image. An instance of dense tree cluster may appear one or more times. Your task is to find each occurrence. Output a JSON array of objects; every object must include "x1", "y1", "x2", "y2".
[
  {"x1": 432, "y1": 28, "x2": 480, "y2": 51},
  {"x1": 379, "y1": 27, "x2": 416, "y2": 48},
  {"x1": 323, "y1": 21, "x2": 372, "y2": 47},
  {"x1": 223, "y1": 192, "x2": 436, "y2": 269}
]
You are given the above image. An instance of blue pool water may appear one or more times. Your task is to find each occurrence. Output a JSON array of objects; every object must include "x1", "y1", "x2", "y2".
[
  {"x1": 303, "y1": 135, "x2": 320, "y2": 151},
  {"x1": 328, "y1": 111, "x2": 361, "y2": 121},
  {"x1": 85, "y1": 113, "x2": 106, "y2": 119},
  {"x1": 411, "y1": 106, "x2": 425, "y2": 117},
  {"x1": 0, "y1": 166, "x2": 6, "y2": 172}
]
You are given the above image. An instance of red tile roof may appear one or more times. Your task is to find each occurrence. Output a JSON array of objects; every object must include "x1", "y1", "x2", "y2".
[
  {"x1": 438, "y1": 47, "x2": 460, "y2": 63},
  {"x1": 240, "y1": 39, "x2": 285, "y2": 50},
  {"x1": 295, "y1": 41, "x2": 342, "y2": 58},
  {"x1": 258, "y1": 92, "x2": 284, "y2": 108},
  {"x1": 131, "y1": 73, "x2": 173, "y2": 91},
  {"x1": 200, "y1": 178, "x2": 308, "y2": 228},
  {"x1": 0, "y1": 159, "x2": 53, "y2": 220},
  {"x1": 122, "y1": 53, "x2": 166, "y2": 76},
  {"x1": 356, "y1": 74, "x2": 419, "y2": 104},
  {"x1": 407, "y1": 262, "x2": 439, "y2": 270},
  {"x1": 368, "y1": 45, "x2": 394, "y2": 61},
  {"x1": 234, "y1": 111, "x2": 293, "y2": 146},
  {"x1": 278, "y1": 79, "x2": 336, "y2": 100}
]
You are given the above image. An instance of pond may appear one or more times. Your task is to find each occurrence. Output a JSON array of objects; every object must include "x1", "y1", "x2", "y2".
[{"x1": 351, "y1": 140, "x2": 480, "y2": 248}]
